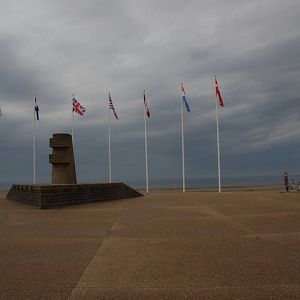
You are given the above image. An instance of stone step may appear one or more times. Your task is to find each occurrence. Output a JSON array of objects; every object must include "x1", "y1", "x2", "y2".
[{"x1": 7, "y1": 183, "x2": 143, "y2": 209}]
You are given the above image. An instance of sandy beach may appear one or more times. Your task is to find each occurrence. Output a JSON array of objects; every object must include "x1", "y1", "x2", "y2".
[{"x1": 1, "y1": 186, "x2": 300, "y2": 299}]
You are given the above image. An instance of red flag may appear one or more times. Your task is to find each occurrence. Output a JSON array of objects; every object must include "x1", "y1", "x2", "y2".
[
  {"x1": 144, "y1": 91, "x2": 150, "y2": 118},
  {"x1": 215, "y1": 77, "x2": 224, "y2": 107}
]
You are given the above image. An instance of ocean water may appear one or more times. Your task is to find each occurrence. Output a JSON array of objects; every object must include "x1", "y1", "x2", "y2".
[
  {"x1": 1, "y1": 174, "x2": 299, "y2": 191},
  {"x1": 127, "y1": 174, "x2": 300, "y2": 190}
]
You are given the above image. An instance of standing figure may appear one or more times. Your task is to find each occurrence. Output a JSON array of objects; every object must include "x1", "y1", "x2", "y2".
[{"x1": 284, "y1": 171, "x2": 289, "y2": 192}]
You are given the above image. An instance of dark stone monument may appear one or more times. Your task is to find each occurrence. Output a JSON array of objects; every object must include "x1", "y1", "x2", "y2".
[
  {"x1": 49, "y1": 133, "x2": 77, "y2": 184},
  {"x1": 7, "y1": 133, "x2": 143, "y2": 209}
]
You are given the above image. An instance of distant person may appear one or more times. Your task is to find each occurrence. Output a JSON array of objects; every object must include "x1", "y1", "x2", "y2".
[{"x1": 284, "y1": 172, "x2": 289, "y2": 192}]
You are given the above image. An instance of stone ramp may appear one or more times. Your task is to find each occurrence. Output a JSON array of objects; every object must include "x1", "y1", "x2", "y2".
[{"x1": 7, "y1": 183, "x2": 143, "y2": 209}]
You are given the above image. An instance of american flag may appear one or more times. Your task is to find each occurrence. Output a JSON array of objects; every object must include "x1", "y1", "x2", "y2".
[
  {"x1": 215, "y1": 76, "x2": 224, "y2": 107},
  {"x1": 144, "y1": 91, "x2": 150, "y2": 118},
  {"x1": 73, "y1": 97, "x2": 86, "y2": 116},
  {"x1": 109, "y1": 93, "x2": 119, "y2": 120}
]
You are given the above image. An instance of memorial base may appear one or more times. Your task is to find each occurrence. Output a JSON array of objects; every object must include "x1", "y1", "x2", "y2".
[{"x1": 7, "y1": 183, "x2": 143, "y2": 209}]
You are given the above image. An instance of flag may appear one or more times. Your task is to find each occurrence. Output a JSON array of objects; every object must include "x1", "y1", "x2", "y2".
[
  {"x1": 109, "y1": 93, "x2": 119, "y2": 120},
  {"x1": 144, "y1": 91, "x2": 150, "y2": 118},
  {"x1": 73, "y1": 97, "x2": 86, "y2": 116},
  {"x1": 0, "y1": 107, "x2": 2, "y2": 116},
  {"x1": 34, "y1": 97, "x2": 39, "y2": 120},
  {"x1": 215, "y1": 76, "x2": 224, "y2": 107},
  {"x1": 181, "y1": 84, "x2": 190, "y2": 112}
]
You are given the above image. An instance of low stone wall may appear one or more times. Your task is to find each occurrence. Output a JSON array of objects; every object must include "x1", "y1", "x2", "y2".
[{"x1": 7, "y1": 183, "x2": 143, "y2": 209}]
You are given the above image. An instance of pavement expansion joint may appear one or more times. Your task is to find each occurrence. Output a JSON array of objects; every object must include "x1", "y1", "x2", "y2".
[
  {"x1": 67, "y1": 209, "x2": 125, "y2": 298},
  {"x1": 188, "y1": 199, "x2": 257, "y2": 236}
]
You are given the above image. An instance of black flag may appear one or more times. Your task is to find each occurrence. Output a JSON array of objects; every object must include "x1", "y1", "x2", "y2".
[{"x1": 34, "y1": 97, "x2": 39, "y2": 120}]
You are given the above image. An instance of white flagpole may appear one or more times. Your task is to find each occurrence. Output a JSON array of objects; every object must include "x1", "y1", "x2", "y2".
[
  {"x1": 33, "y1": 100, "x2": 36, "y2": 184},
  {"x1": 144, "y1": 91, "x2": 149, "y2": 194},
  {"x1": 108, "y1": 97, "x2": 112, "y2": 183},
  {"x1": 72, "y1": 95, "x2": 75, "y2": 146},
  {"x1": 181, "y1": 97, "x2": 186, "y2": 193},
  {"x1": 215, "y1": 92, "x2": 222, "y2": 193}
]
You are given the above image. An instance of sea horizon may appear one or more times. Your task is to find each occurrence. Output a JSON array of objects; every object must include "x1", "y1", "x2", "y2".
[
  {"x1": 1, "y1": 174, "x2": 299, "y2": 191},
  {"x1": 127, "y1": 174, "x2": 300, "y2": 190}
]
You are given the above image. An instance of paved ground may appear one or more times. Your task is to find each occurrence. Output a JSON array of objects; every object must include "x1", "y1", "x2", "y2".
[{"x1": 1, "y1": 188, "x2": 300, "y2": 299}]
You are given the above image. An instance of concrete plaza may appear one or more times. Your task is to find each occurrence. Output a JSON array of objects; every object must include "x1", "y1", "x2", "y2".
[{"x1": 1, "y1": 188, "x2": 300, "y2": 299}]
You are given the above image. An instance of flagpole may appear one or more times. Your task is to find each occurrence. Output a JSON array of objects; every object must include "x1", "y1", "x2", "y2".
[
  {"x1": 72, "y1": 94, "x2": 75, "y2": 146},
  {"x1": 33, "y1": 99, "x2": 36, "y2": 184},
  {"x1": 181, "y1": 96, "x2": 186, "y2": 193},
  {"x1": 72, "y1": 110, "x2": 75, "y2": 144},
  {"x1": 215, "y1": 92, "x2": 222, "y2": 194},
  {"x1": 108, "y1": 95, "x2": 112, "y2": 183},
  {"x1": 144, "y1": 91, "x2": 149, "y2": 194}
]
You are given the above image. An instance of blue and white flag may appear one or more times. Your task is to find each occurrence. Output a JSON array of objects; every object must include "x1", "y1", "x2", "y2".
[{"x1": 181, "y1": 84, "x2": 190, "y2": 112}]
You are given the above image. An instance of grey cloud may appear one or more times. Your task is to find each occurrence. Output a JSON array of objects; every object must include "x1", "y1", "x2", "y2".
[{"x1": 0, "y1": 0, "x2": 299, "y2": 187}]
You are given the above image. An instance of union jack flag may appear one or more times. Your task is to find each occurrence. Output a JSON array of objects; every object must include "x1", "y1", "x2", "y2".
[
  {"x1": 73, "y1": 97, "x2": 86, "y2": 116},
  {"x1": 109, "y1": 93, "x2": 119, "y2": 120}
]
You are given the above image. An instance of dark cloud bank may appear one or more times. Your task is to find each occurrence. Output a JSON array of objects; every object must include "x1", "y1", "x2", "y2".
[{"x1": 0, "y1": 0, "x2": 299, "y2": 187}]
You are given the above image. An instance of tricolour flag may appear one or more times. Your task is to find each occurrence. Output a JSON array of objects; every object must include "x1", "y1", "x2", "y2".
[
  {"x1": 144, "y1": 91, "x2": 150, "y2": 118},
  {"x1": 215, "y1": 76, "x2": 224, "y2": 107},
  {"x1": 109, "y1": 93, "x2": 119, "y2": 120},
  {"x1": 181, "y1": 84, "x2": 190, "y2": 112},
  {"x1": 73, "y1": 97, "x2": 86, "y2": 116},
  {"x1": 34, "y1": 97, "x2": 39, "y2": 120}
]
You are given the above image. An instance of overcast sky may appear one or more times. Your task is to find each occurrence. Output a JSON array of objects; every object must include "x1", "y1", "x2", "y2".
[{"x1": 0, "y1": 0, "x2": 299, "y2": 187}]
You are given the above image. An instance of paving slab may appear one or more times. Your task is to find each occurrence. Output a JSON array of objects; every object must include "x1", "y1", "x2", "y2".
[
  {"x1": 193, "y1": 192, "x2": 300, "y2": 216},
  {"x1": 111, "y1": 216, "x2": 250, "y2": 238},
  {"x1": 232, "y1": 212, "x2": 300, "y2": 234},
  {"x1": 69, "y1": 284, "x2": 300, "y2": 300},
  {"x1": 245, "y1": 232, "x2": 300, "y2": 255},
  {"x1": 0, "y1": 213, "x2": 118, "y2": 239},
  {"x1": 131, "y1": 192, "x2": 200, "y2": 208},
  {"x1": 1, "y1": 189, "x2": 300, "y2": 299},
  {"x1": 70, "y1": 236, "x2": 300, "y2": 294},
  {"x1": 0, "y1": 237, "x2": 102, "y2": 299}
]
